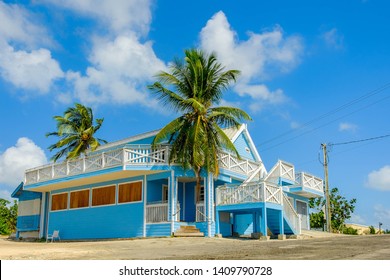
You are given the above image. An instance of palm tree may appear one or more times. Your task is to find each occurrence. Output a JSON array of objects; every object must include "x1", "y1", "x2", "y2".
[
  {"x1": 148, "y1": 49, "x2": 251, "y2": 189},
  {"x1": 46, "y1": 103, "x2": 107, "y2": 162}
]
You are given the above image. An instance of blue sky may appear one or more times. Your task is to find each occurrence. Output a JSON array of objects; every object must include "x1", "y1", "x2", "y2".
[{"x1": 0, "y1": 0, "x2": 389, "y2": 229}]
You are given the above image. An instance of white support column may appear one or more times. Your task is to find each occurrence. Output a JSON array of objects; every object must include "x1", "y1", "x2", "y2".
[
  {"x1": 143, "y1": 175, "x2": 147, "y2": 238},
  {"x1": 169, "y1": 170, "x2": 175, "y2": 235},
  {"x1": 206, "y1": 173, "x2": 214, "y2": 237},
  {"x1": 38, "y1": 193, "x2": 45, "y2": 239}
]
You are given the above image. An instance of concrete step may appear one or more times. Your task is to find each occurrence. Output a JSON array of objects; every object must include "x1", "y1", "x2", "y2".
[
  {"x1": 173, "y1": 225, "x2": 205, "y2": 237},
  {"x1": 174, "y1": 232, "x2": 205, "y2": 237}
]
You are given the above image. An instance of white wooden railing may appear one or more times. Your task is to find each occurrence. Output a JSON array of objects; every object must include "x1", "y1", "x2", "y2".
[
  {"x1": 145, "y1": 202, "x2": 180, "y2": 223},
  {"x1": 216, "y1": 182, "x2": 282, "y2": 206},
  {"x1": 265, "y1": 160, "x2": 295, "y2": 183},
  {"x1": 196, "y1": 202, "x2": 206, "y2": 222},
  {"x1": 25, "y1": 145, "x2": 261, "y2": 185},
  {"x1": 218, "y1": 151, "x2": 261, "y2": 178},
  {"x1": 295, "y1": 172, "x2": 323, "y2": 193},
  {"x1": 282, "y1": 193, "x2": 301, "y2": 235}
]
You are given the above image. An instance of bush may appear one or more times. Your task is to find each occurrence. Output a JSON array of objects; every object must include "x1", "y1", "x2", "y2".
[
  {"x1": 342, "y1": 226, "x2": 358, "y2": 235},
  {"x1": 0, "y1": 199, "x2": 18, "y2": 235},
  {"x1": 369, "y1": 226, "x2": 376, "y2": 234}
]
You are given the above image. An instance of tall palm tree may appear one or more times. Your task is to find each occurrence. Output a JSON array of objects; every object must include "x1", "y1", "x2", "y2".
[
  {"x1": 148, "y1": 49, "x2": 251, "y2": 189},
  {"x1": 46, "y1": 103, "x2": 107, "y2": 162}
]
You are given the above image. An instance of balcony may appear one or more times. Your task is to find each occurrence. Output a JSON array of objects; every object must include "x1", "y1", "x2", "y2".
[
  {"x1": 290, "y1": 172, "x2": 324, "y2": 198},
  {"x1": 24, "y1": 144, "x2": 262, "y2": 186},
  {"x1": 216, "y1": 182, "x2": 282, "y2": 206}
]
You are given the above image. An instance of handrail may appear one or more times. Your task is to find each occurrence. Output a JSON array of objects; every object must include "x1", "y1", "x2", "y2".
[
  {"x1": 216, "y1": 182, "x2": 282, "y2": 206},
  {"x1": 282, "y1": 193, "x2": 301, "y2": 235},
  {"x1": 25, "y1": 144, "x2": 262, "y2": 185}
]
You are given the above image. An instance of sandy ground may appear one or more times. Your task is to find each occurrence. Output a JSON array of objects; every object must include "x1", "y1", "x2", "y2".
[{"x1": 1, "y1": 234, "x2": 390, "y2": 260}]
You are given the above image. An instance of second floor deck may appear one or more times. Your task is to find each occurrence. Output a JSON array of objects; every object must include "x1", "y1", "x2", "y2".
[{"x1": 24, "y1": 144, "x2": 262, "y2": 186}]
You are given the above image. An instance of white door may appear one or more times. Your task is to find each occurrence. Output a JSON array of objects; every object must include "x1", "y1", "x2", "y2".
[{"x1": 296, "y1": 200, "x2": 309, "y2": 230}]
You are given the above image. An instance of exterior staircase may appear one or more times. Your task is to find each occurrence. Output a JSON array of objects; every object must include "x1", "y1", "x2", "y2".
[{"x1": 174, "y1": 225, "x2": 204, "y2": 237}]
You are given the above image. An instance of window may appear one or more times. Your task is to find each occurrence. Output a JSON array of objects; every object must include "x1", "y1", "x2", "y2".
[
  {"x1": 51, "y1": 193, "x2": 68, "y2": 211},
  {"x1": 70, "y1": 189, "x2": 90, "y2": 209},
  {"x1": 196, "y1": 185, "x2": 204, "y2": 202},
  {"x1": 92, "y1": 185, "x2": 116, "y2": 206},
  {"x1": 162, "y1": 185, "x2": 168, "y2": 202},
  {"x1": 118, "y1": 181, "x2": 142, "y2": 203}
]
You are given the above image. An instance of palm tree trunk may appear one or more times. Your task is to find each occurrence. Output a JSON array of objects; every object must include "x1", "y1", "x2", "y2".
[{"x1": 195, "y1": 166, "x2": 202, "y2": 201}]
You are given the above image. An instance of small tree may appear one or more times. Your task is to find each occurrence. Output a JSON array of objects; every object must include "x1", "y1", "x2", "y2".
[
  {"x1": 309, "y1": 187, "x2": 356, "y2": 232},
  {"x1": 369, "y1": 225, "x2": 376, "y2": 234},
  {"x1": 0, "y1": 199, "x2": 18, "y2": 235}
]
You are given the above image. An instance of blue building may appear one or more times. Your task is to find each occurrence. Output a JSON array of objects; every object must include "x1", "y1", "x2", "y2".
[{"x1": 12, "y1": 124, "x2": 324, "y2": 240}]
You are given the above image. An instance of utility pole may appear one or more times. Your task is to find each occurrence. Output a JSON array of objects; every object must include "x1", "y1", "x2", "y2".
[{"x1": 321, "y1": 143, "x2": 332, "y2": 233}]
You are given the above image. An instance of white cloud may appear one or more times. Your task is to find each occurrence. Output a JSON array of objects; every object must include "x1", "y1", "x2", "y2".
[
  {"x1": 366, "y1": 165, "x2": 390, "y2": 191},
  {"x1": 0, "y1": 189, "x2": 13, "y2": 202},
  {"x1": 0, "y1": 138, "x2": 47, "y2": 187},
  {"x1": 0, "y1": 2, "x2": 62, "y2": 94},
  {"x1": 37, "y1": 0, "x2": 166, "y2": 107},
  {"x1": 199, "y1": 11, "x2": 303, "y2": 112},
  {"x1": 338, "y1": 122, "x2": 358, "y2": 132},
  {"x1": 322, "y1": 28, "x2": 344, "y2": 50},
  {"x1": 66, "y1": 35, "x2": 166, "y2": 106},
  {"x1": 0, "y1": 44, "x2": 64, "y2": 93},
  {"x1": 0, "y1": 1, "x2": 51, "y2": 47},
  {"x1": 39, "y1": 0, "x2": 152, "y2": 36}
]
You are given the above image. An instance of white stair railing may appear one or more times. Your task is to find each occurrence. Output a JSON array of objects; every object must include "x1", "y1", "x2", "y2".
[{"x1": 282, "y1": 193, "x2": 301, "y2": 235}]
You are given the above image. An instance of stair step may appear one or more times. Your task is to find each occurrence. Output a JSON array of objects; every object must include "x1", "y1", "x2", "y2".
[
  {"x1": 174, "y1": 232, "x2": 205, "y2": 237},
  {"x1": 180, "y1": 225, "x2": 197, "y2": 229},
  {"x1": 173, "y1": 225, "x2": 204, "y2": 237},
  {"x1": 175, "y1": 228, "x2": 201, "y2": 233}
]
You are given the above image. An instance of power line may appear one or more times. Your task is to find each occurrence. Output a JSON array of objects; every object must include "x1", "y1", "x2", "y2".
[
  {"x1": 258, "y1": 85, "x2": 390, "y2": 152},
  {"x1": 259, "y1": 93, "x2": 390, "y2": 152},
  {"x1": 329, "y1": 133, "x2": 390, "y2": 146}
]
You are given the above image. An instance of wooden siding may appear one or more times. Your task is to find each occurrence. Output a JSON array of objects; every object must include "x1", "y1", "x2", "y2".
[
  {"x1": 233, "y1": 133, "x2": 256, "y2": 161},
  {"x1": 195, "y1": 221, "x2": 216, "y2": 237},
  {"x1": 48, "y1": 202, "x2": 144, "y2": 239},
  {"x1": 17, "y1": 215, "x2": 40, "y2": 231}
]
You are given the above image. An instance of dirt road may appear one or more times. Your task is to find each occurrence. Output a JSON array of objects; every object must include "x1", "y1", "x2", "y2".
[{"x1": 1, "y1": 234, "x2": 390, "y2": 260}]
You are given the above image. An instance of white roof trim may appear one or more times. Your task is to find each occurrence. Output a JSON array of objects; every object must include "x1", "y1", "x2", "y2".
[
  {"x1": 94, "y1": 129, "x2": 160, "y2": 151},
  {"x1": 230, "y1": 123, "x2": 263, "y2": 163}
]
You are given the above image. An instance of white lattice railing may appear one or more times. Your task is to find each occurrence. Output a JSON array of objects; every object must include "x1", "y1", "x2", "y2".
[
  {"x1": 146, "y1": 202, "x2": 180, "y2": 223},
  {"x1": 282, "y1": 193, "x2": 301, "y2": 235},
  {"x1": 25, "y1": 145, "x2": 261, "y2": 185},
  {"x1": 295, "y1": 172, "x2": 323, "y2": 193},
  {"x1": 216, "y1": 182, "x2": 282, "y2": 206},
  {"x1": 265, "y1": 160, "x2": 295, "y2": 182},
  {"x1": 218, "y1": 152, "x2": 262, "y2": 178}
]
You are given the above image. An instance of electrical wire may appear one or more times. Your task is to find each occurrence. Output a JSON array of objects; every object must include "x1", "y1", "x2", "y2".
[
  {"x1": 258, "y1": 82, "x2": 390, "y2": 147},
  {"x1": 329, "y1": 133, "x2": 390, "y2": 146},
  {"x1": 258, "y1": 88, "x2": 390, "y2": 152}
]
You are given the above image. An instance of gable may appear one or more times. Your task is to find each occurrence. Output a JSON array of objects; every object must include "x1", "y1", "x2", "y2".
[
  {"x1": 228, "y1": 124, "x2": 262, "y2": 164},
  {"x1": 233, "y1": 133, "x2": 256, "y2": 161}
]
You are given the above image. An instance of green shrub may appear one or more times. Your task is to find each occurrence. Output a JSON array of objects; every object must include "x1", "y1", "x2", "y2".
[{"x1": 342, "y1": 226, "x2": 358, "y2": 235}]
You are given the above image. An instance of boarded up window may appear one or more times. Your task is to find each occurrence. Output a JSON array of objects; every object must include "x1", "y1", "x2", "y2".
[
  {"x1": 70, "y1": 189, "x2": 90, "y2": 209},
  {"x1": 92, "y1": 185, "x2": 116, "y2": 206},
  {"x1": 51, "y1": 193, "x2": 68, "y2": 211},
  {"x1": 118, "y1": 181, "x2": 142, "y2": 203}
]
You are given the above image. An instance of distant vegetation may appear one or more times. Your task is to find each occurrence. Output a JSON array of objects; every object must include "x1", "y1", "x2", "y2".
[
  {"x1": 0, "y1": 199, "x2": 17, "y2": 235},
  {"x1": 309, "y1": 187, "x2": 357, "y2": 233}
]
